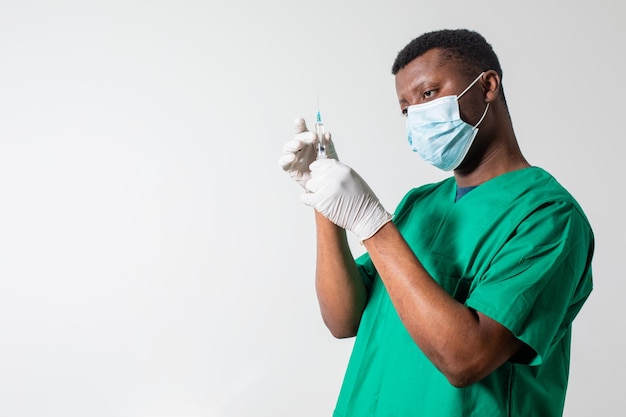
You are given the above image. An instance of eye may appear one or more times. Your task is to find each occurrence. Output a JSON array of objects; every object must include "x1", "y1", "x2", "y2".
[
  {"x1": 423, "y1": 89, "x2": 435, "y2": 99},
  {"x1": 401, "y1": 108, "x2": 408, "y2": 117}
]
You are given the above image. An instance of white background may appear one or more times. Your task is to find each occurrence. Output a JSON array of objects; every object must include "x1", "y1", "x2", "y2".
[{"x1": 0, "y1": 1, "x2": 622, "y2": 416}]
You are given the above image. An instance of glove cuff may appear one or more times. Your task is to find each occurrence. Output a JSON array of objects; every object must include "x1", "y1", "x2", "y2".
[{"x1": 357, "y1": 211, "x2": 393, "y2": 241}]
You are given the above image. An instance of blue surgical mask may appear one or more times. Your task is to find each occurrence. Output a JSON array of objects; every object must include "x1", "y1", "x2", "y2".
[{"x1": 406, "y1": 72, "x2": 489, "y2": 171}]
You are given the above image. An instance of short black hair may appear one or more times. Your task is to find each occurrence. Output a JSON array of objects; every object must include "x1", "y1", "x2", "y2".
[{"x1": 391, "y1": 29, "x2": 503, "y2": 80}]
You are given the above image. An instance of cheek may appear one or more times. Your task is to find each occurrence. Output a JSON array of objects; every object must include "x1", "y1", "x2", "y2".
[{"x1": 459, "y1": 98, "x2": 487, "y2": 125}]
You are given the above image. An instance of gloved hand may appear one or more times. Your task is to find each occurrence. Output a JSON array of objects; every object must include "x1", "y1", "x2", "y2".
[
  {"x1": 301, "y1": 158, "x2": 393, "y2": 241},
  {"x1": 279, "y1": 117, "x2": 337, "y2": 189}
]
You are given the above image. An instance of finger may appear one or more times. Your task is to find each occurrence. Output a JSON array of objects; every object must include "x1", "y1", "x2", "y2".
[
  {"x1": 282, "y1": 132, "x2": 316, "y2": 155},
  {"x1": 294, "y1": 117, "x2": 309, "y2": 134},
  {"x1": 282, "y1": 138, "x2": 305, "y2": 154},
  {"x1": 304, "y1": 174, "x2": 323, "y2": 193},
  {"x1": 300, "y1": 189, "x2": 315, "y2": 207},
  {"x1": 295, "y1": 130, "x2": 317, "y2": 145},
  {"x1": 278, "y1": 153, "x2": 296, "y2": 170},
  {"x1": 310, "y1": 157, "x2": 339, "y2": 172}
]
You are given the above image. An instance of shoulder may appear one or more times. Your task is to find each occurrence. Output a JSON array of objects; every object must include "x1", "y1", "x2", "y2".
[{"x1": 510, "y1": 167, "x2": 592, "y2": 228}]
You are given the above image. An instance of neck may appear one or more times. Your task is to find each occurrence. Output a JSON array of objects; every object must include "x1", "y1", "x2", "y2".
[{"x1": 454, "y1": 130, "x2": 530, "y2": 187}]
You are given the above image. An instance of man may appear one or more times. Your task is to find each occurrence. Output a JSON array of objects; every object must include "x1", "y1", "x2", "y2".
[{"x1": 279, "y1": 29, "x2": 593, "y2": 417}]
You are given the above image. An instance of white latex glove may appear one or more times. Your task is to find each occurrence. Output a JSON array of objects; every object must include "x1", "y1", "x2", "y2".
[
  {"x1": 301, "y1": 158, "x2": 393, "y2": 241},
  {"x1": 279, "y1": 117, "x2": 337, "y2": 189}
]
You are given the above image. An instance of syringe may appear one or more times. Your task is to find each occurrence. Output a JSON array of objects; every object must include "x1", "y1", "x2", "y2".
[{"x1": 315, "y1": 109, "x2": 326, "y2": 159}]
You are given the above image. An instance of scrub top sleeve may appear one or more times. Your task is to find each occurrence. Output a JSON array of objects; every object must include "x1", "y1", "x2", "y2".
[{"x1": 465, "y1": 201, "x2": 594, "y2": 366}]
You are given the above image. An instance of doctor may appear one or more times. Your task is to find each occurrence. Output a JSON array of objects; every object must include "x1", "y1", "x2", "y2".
[{"x1": 279, "y1": 28, "x2": 593, "y2": 417}]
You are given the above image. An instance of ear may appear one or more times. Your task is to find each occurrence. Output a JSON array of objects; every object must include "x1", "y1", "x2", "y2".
[{"x1": 482, "y1": 70, "x2": 501, "y2": 103}]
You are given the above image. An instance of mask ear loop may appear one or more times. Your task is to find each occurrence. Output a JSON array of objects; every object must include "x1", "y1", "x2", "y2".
[
  {"x1": 457, "y1": 72, "x2": 490, "y2": 128},
  {"x1": 473, "y1": 103, "x2": 490, "y2": 128},
  {"x1": 457, "y1": 71, "x2": 486, "y2": 100}
]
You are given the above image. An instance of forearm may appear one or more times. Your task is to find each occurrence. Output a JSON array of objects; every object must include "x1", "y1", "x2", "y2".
[
  {"x1": 363, "y1": 222, "x2": 523, "y2": 387},
  {"x1": 295, "y1": 153, "x2": 522, "y2": 383},
  {"x1": 315, "y1": 211, "x2": 367, "y2": 338}
]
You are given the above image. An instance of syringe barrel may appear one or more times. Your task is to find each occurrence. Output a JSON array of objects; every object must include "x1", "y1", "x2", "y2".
[{"x1": 316, "y1": 122, "x2": 326, "y2": 158}]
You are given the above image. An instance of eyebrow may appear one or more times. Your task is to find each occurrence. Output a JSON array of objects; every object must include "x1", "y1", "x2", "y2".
[{"x1": 398, "y1": 76, "x2": 437, "y2": 106}]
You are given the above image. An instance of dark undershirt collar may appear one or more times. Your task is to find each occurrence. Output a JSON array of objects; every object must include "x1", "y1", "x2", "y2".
[{"x1": 455, "y1": 185, "x2": 478, "y2": 201}]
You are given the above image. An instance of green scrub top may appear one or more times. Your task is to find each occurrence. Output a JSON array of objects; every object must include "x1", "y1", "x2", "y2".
[{"x1": 333, "y1": 167, "x2": 594, "y2": 417}]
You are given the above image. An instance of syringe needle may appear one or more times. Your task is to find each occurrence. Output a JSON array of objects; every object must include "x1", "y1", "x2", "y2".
[{"x1": 316, "y1": 99, "x2": 326, "y2": 159}]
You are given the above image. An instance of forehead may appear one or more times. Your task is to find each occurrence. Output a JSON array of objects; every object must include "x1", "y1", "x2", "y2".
[{"x1": 394, "y1": 48, "x2": 462, "y2": 92}]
